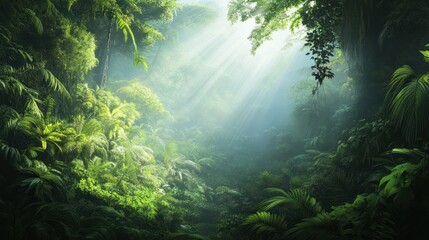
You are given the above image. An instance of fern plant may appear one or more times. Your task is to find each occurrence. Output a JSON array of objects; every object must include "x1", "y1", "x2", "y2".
[
  {"x1": 63, "y1": 118, "x2": 108, "y2": 167},
  {"x1": 0, "y1": 25, "x2": 70, "y2": 119}
]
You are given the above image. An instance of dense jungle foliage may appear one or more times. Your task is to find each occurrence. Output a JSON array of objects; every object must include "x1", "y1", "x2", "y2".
[{"x1": 1, "y1": 0, "x2": 429, "y2": 239}]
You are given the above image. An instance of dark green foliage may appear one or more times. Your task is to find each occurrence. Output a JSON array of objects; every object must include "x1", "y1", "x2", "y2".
[
  {"x1": 243, "y1": 212, "x2": 288, "y2": 239},
  {"x1": 286, "y1": 213, "x2": 343, "y2": 240},
  {"x1": 242, "y1": 144, "x2": 429, "y2": 240},
  {"x1": 258, "y1": 188, "x2": 322, "y2": 217},
  {"x1": 228, "y1": 0, "x2": 340, "y2": 86},
  {"x1": 19, "y1": 164, "x2": 66, "y2": 202},
  {"x1": 301, "y1": 0, "x2": 341, "y2": 88},
  {"x1": 385, "y1": 49, "x2": 429, "y2": 143},
  {"x1": 228, "y1": 0, "x2": 429, "y2": 111},
  {"x1": 0, "y1": 1, "x2": 216, "y2": 239},
  {"x1": 166, "y1": 232, "x2": 210, "y2": 240},
  {"x1": 242, "y1": 188, "x2": 323, "y2": 239}
]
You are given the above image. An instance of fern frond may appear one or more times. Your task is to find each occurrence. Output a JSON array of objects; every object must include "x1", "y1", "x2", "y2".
[
  {"x1": 38, "y1": 68, "x2": 70, "y2": 99},
  {"x1": 0, "y1": 104, "x2": 20, "y2": 126},
  {"x1": 114, "y1": 12, "x2": 136, "y2": 48},
  {"x1": 1, "y1": 75, "x2": 30, "y2": 96},
  {"x1": 81, "y1": 119, "x2": 103, "y2": 136},
  {"x1": 24, "y1": 94, "x2": 43, "y2": 117},
  {"x1": 41, "y1": 95, "x2": 56, "y2": 120}
]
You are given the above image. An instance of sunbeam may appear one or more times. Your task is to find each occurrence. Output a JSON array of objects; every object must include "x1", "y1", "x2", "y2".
[{"x1": 140, "y1": 3, "x2": 311, "y2": 139}]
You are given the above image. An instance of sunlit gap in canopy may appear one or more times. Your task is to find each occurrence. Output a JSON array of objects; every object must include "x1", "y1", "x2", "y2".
[{"x1": 147, "y1": 2, "x2": 312, "y2": 148}]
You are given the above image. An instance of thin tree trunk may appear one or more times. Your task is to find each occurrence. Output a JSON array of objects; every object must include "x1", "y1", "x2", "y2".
[{"x1": 98, "y1": 14, "x2": 113, "y2": 88}]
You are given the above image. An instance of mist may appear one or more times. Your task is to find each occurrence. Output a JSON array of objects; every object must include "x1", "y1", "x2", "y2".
[
  {"x1": 110, "y1": 1, "x2": 313, "y2": 151},
  {"x1": 107, "y1": 2, "x2": 349, "y2": 236}
]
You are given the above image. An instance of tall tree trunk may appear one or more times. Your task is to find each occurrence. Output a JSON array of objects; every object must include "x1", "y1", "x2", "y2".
[{"x1": 98, "y1": 14, "x2": 113, "y2": 88}]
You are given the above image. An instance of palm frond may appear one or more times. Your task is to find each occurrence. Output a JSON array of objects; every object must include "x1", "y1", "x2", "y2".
[
  {"x1": 19, "y1": 165, "x2": 66, "y2": 201},
  {"x1": 259, "y1": 188, "x2": 323, "y2": 218},
  {"x1": 385, "y1": 65, "x2": 416, "y2": 105},
  {"x1": 385, "y1": 65, "x2": 429, "y2": 142},
  {"x1": 243, "y1": 211, "x2": 288, "y2": 238},
  {"x1": 286, "y1": 213, "x2": 343, "y2": 240}
]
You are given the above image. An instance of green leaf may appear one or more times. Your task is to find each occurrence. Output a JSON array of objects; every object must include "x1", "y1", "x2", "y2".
[
  {"x1": 420, "y1": 50, "x2": 429, "y2": 63},
  {"x1": 133, "y1": 51, "x2": 148, "y2": 70},
  {"x1": 41, "y1": 140, "x2": 47, "y2": 150}
]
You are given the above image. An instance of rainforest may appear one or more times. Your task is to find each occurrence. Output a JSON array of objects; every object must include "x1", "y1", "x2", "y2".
[{"x1": 1, "y1": 0, "x2": 429, "y2": 239}]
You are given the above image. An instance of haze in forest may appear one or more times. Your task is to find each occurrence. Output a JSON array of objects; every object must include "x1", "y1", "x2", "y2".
[{"x1": 110, "y1": 1, "x2": 313, "y2": 149}]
